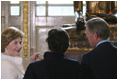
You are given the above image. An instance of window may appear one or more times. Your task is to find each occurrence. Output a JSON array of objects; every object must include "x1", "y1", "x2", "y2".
[
  {"x1": 48, "y1": 1, "x2": 73, "y2": 4},
  {"x1": 10, "y1": 1, "x2": 19, "y2": 4},
  {"x1": 83, "y1": 1, "x2": 86, "y2": 16},
  {"x1": 48, "y1": 6, "x2": 74, "y2": 16},
  {"x1": 36, "y1": 1, "x2": 86, "y2": 17},
  {"x1": 10, "y1": 6, "x2": 20, "y2": 16},
  {"x1": 36, "y1": 1, "x2": 74, "y2": 16},
  {"x1": 10, "y1": 1, "x2": 20, "y2": 16},
  {"x1": 36, "y1": 1, "x2": 46, "y2": 16},
  {"x1": 36, "y1": 6, "x2": 45, "y2": 16},
  {"x1": 36, "y1": 1, "x2": 45, "y2": 4},
  {"x1": 9, "y1": 1, "x2": 86, "y2": 17}
]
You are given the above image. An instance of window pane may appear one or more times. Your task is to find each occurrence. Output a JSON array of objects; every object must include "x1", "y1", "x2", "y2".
[
  {"x1": 48, "y1": 6, "x2": 74, "y2": 16},
  {"x1": 83, "y1": 1, "x2": 86, "y2": 4},
  {"x1": 10, "y1": 6, "x2": 20, "y2": 16},
  {"x1": 36, "y1": 6, "x2": 45, "y2": 16},
  {"x1": 10, "y1": 1, "x2": 19, "y2": 4},
  {"x1": 48, "y1": 1, "x2": 73, "y2": 4},
  {"x1": 36, "y1": 1, "x2": 45, "y2": 4},
  {"x1": 83, "y1": 6, "x2": 86, "y2": 16}
]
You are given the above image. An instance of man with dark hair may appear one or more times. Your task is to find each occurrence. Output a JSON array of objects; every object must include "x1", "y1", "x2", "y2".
[
  {"x1": 81, "y1": 18, "x2": 117, "y2": 79},
  {"x1": 23, "y1": 28, "x2": 91, "y2": 79}
]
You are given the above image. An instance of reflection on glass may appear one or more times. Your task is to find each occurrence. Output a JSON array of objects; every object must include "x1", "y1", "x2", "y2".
[
  {"x1": 36, "y1": 6, "x2": 45, "y2": 16},
  {"x1": 10, "y1": 6, "x2": 20, "y2": 16},
  {"x1": 48, "y1": 6, "x2": 74, "y2": 16},
  {"x1": 10, "y1": 1, "x2": 19, "y2": 4},
  {"x1": 48, "y1": 1, "x2": 73, "y2": 4},
  {"x1": 36, "y1": 1, "x2": 45, "y2": 4}
]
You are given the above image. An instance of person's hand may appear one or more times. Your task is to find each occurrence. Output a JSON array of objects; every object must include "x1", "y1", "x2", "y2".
[{"x1": 29, "y1": 53, "x2": 39, "y2": 63}]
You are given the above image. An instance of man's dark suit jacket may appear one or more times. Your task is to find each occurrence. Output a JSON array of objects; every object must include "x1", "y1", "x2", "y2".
[
  {"x1": 24, "y1": 52, "x2": 82, "y2": 79},
  {"x1": 81, "y1": 42, "x2": 117, "y2": 79}
]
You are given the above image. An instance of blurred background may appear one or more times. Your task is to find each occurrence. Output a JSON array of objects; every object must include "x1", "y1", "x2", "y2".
[{"x1": 1, "y1": 1, "x2": 117, "y2": 69}]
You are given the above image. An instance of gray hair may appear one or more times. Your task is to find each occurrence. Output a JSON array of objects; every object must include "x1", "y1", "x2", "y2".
[{"x1": 85, "y1": 18, "x2": 110, "y2": 39}]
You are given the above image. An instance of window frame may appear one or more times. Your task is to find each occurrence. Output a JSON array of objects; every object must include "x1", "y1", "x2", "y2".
[
  {"x1": 35, "y1": 1, "x2": 75, "y2": 17},
  {"x1": 9, "y1": 1, "x2": 21, "y2": 17}
]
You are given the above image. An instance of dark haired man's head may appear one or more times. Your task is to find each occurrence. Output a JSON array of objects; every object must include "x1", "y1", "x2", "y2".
[{"x1": 46, "y1": 28, "x2": 70, "y2": 54}]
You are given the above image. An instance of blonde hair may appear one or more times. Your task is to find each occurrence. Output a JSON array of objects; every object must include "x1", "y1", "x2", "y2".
[{"x1": 1, "y1": 27, "x2": 24, "y2": 53}]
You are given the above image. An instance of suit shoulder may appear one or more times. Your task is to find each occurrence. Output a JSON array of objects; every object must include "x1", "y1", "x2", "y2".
[
  {"x1": 30, "y1": 59, "x2": 44, "y2": 65},
  {"x1": 83, "y1": 50, "x2": 93, "y2": 57},
  {"x1": 64, "y1": 57, "x2": 80, "y2": 65}
]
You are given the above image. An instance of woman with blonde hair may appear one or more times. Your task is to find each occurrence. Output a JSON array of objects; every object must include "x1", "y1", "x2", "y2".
[{"x1": 1, "y1": 27, "x2": 39, "y2": 79}]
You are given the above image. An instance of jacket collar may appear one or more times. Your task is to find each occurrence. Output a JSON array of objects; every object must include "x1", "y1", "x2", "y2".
[
  {"x1": 96, "y1": 40, "x2": 109, "y2": 47},
  {"x1": 44, "y1": 51, "x2": 65, "y2": 59}
]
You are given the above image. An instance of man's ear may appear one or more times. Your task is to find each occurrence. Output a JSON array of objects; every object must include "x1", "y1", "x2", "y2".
[{"x1": 93, "y1": 32, "x2": 98, "y2": 39}]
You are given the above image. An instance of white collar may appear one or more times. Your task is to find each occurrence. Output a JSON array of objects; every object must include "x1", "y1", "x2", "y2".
[
  {"x1": 1, "y1": 54, "x2": 23, "y2": 65},
  {"x1": 96, "y1": 40, "x2": 109, "y2": 47}
]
